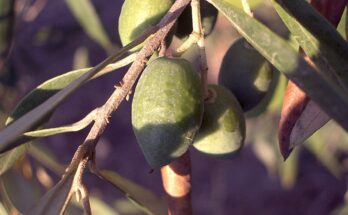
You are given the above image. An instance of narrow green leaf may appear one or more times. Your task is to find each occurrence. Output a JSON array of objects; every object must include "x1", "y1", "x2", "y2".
[
  {"x1": 0, "y1": 44, "x2": 136, "y2": 176},
  {"x1": 225, "y1": 0, "x2": 262, "y2": 9},
  {"x1": 0, "y1": 44, "x2": 133, "y2": 154},
  {"x1": 27, "y1": 172, "x2": 75, "y2": 215},
  {"x1": 24, "y1": 109, "x2": 95, "y2": 138},
  {"x1": 208, "y1": 0, "x2": 348, "y2": 131},
  {"x1": 98, "y1": 170, "x2": 167, "y2": 215},
  {"x1": 273, "y1": 1, "x2": 348, "y2": 92},
  {"x1": 65, "y1": 0, "x2": 115, "y2": 52},
  {"x1": 337, "y1": 8, "x2": 347, "y2": 38},
  {"x1": 276, "y1": 0, "x2": 348, "y2": 58}
]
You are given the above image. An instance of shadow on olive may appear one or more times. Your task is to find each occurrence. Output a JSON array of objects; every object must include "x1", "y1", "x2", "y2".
[{"x1": 218, "y1": 38, "x2": 274, "y2": 112}]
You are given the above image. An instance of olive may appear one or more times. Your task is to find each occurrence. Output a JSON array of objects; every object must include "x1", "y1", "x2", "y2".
[
  {"x1": 118, "y1": 0, "x2": 174, "y2": 51},
  {"x1": 132, "y1": 57, "x2": 203, "y2": 167},
  {"x1": 218, "y1": 38, "x2": 273, "y2": 112},
  {"x1": 193, "y1": 85, "x2": 245, "y2": 158},
  {"x1": 175, "y1": 1, "x2": 218, "y2": 39}
]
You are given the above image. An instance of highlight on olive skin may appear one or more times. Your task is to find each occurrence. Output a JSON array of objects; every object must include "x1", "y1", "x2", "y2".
[{"x1": 118, "y1": 0, "x2": 174, "y2": 51}]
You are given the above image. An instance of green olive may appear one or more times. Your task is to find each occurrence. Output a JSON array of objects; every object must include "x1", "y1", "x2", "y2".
[
  {"x1": 193, "y1": 85, "x2": 245, "y2": 158},
  {"x1": 118, "y1": 0, "x2": 174, "y2": 51},
  {"x1": 218, "y1": 38, "x2": 273, "y2": 112},
  {"x1": 175, "y1": 1, "x2": 218, "y2": 39},
  {"x1": 132, "y1": 57, "x2": 203, "y2": 167}
]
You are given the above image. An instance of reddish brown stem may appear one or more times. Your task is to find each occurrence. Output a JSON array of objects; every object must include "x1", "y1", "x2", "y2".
[
  {"x1": 161, "y1": 151, "x2": 192, "y2": 215},
  {"x1": 278, "y1": 0, "x2": 346, "y2": 160}
]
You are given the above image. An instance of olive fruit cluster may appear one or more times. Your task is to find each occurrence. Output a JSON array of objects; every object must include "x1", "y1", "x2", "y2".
[
  {"x1": 121, "y1": 0, "x2": 275, "y2": 168},
  {"x1": 132, "y1": 57, "x2": 246, "y2": 167}
]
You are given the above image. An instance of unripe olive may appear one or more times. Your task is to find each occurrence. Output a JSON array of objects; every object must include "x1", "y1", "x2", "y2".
[
  {"x1": 132, "y1": 57, "x2": 203, "y2": 168},
  {"x1": 118, "y1": 0, "x2": 174, "y2": 51},
  {"x1": 175, "y1": 1, "x2": 218, "y2": 39},
  {"x1": 218, "y1": 38, "x2": 273, "y2": 112},
  {"x1": 193, "y1": 85, "x2": 245, "y2": 158}
]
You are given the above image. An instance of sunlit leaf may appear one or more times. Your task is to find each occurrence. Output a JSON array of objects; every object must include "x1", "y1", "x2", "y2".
[
  {"x1": 24, "y1": 109, "x2": 95, "y2": 138},
  {"x1": 208, "y1": 0, "x2": 348, "y2": 131},
  {"x1": 98, "y1": 170, "x2": 167, "y2": 215},
  {"x1": 225, "y1": 0, "x2": 262, "y2": 9},
  {"x1": 273, "y1": 1, "x2": 348, "y2": 92},
  {"x1": 65, "y1": 0, "x2": 115, "y2": 52},
  {"x1": 27, "y1": 172, "x2": 75, "y2": 215},
  {"x1": 337, "y1": 8, "x2": 347, "y2": 38}
]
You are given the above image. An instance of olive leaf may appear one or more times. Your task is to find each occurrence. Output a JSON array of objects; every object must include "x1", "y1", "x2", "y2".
[
  {"x1": 208, "y1": 0, "x2": 348, "y2": 131},
  {"x1": 272, "y1": 1, "x2": 346, "y2": 156},
  {"x1": 273, "y1": 0, "x2": 348, "y2": 93},
  {"x1": 97, "y1": 170, "x2": 167, "y2": 215},
  {"x1": 289, "y1": 101, "x2": 330, "y2": 149},
  {"x1": 0, "y1": 43, "x2": 133, "y2": 154},
  {"x1": 27, "y1": 172, "x2": 75, "y2": 215},
  {"x1": 65, "y1": 0, "x2": 116, "y2": 52},
  {"x1": 23, "y1": 109, "x2": 96, "y2": 138}
]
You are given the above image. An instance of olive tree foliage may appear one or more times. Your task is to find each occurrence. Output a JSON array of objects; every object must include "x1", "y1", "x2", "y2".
[{"x1": 0, "y1": 0, "x2": 347, "y2": 214}]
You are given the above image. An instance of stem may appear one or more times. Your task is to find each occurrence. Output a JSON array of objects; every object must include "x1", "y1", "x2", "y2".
[
  {"x1": 161, "y1": 151, "x2": 192, "y2": 215},
  {"x1": 192, "y1": 0, "x2": 209, "y2": 98}
]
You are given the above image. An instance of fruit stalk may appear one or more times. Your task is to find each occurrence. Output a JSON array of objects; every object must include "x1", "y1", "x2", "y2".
[
  {"x1": 278, "y1": 0, "x2": 346, "y2": 159},
  {"x1": 161, "y1": 151, "x2": 192, "y2": 215}
]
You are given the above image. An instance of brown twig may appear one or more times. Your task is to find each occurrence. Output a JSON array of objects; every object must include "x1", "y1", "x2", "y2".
[
  {"x1": 161, "y1": 151, "x2": 192, "y2": 215},
  {"x1": 49, "y1": 0, "x2": 191, "y2": 213}
]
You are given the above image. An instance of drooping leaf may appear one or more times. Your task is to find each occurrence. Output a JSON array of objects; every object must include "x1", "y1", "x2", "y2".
[
  {"x1": 208, "y1": 0, "x2": 348, "y2": 131},
  {"x1": 27, "y1": 172, "x2": 75, "y2": 215},
  {"x1": 98, "y1": 169, "x2": 167, "y2": 215},
  {"x1": 65, "y1": 0, "x2": 115, "y2": 52}
]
